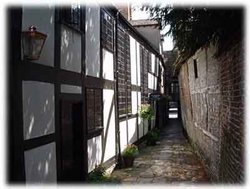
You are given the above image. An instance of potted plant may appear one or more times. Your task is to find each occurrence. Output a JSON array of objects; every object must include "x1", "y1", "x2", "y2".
[
  {"x1": 139, "y1": 104, "x2": 154, "y2": 120},
  {"x1": 146, "y1": 129, "x2": 160, "y2": 146},
  {"x1": 122, "y1": 144, "x2": 139, "y2": 167},
  {"x1": 139, "y1": 103, "x2": 155, "y2": 131},
  {"x1": 88, "y1": 165, "x2": 106, "y2": 183},
  {"x1": 88, "y1": 164, "x2": 120, "y2": 183}
]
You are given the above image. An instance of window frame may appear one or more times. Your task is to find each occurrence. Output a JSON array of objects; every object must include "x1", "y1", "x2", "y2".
[
  {"x1": 60, "y1": 4, "x2": 84, "y2": 33},
  {"x1": 85, "y1": 88, "x2": 103, "y2": 139},
  {"x1": 140, "y1": 45, "x2": 149, "y2": 104},
  {"x1": 100, "y1": 9, "x2": 114, "y2": 53},
  {"x1": 117, "y1": 23, "x2": 132, "y2": 118}
]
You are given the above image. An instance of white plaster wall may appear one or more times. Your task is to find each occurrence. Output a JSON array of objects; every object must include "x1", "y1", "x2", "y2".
[
  {"x1": 131, "y1": 91, "x2": 138, "y2": 114},
  {"x1": 22, "y1": 7, "x2": 54, "y2": 67},
  {"x1": 144, "y1": 119, "x2": 148, "y2": 135},
  {"x1": 160, "y1": 63, "x2": 164, "y2": 93},
  {"x1": 60, "y1": 25, "x2": 81, "y2": 73},
  {"x1": 88, "y1": 135, "x2": 102, "y2": 172},
  {"x1": 85, "y1": 5, "x2": 100, "y2": 78},
  {"x1": 138, "y1": 91, "x2": 141, "y2": 107},
  {"x1": 102, "y1": 49, "x2": 114, "y2": 80},
  {"x1": 138, "y1": 117, "x2": 144, "y2": 139},
  {"x1": 119, "y1": 120, "x2": 128, "y2": 152},
  {"x1": 136, "y1": 42, "x2": 141, "y2": 86},
  {"x1": 154, "y1": 76, "x2": 157, "y2": 90},
  {"x1": 60, "y1": 84, "x2": 82, "y2": 94},
  {"x1": 24, "y1": 142, "x2": 57, "y2": 183},
  {"x1": 152, "y1": 75, "x2": 154, "y2": 90},
  {"x1": 148, "y1": 73, "x2": 154, "y2": 90},
  {"x1": 102, "y1": 89, "x2": 116, "y2": 162},
  {"x1": 22, "y1": 81, "x2": 54, "y2": 140},
  {"x1": 148, "y1": 73, "x2": 151, "y2": 89},
  {"x1": 137, "y1": 92, "x2": 143, "y2": 138},
  {"x1": 156, "y1": 58, "x2": 160, "y2": 76},
  {"x1": 128, "y1": 118, "x2": 137, "y2": 144},
  {"x1": 130, "y1": 36, "x2": 137, "y2": 85}
]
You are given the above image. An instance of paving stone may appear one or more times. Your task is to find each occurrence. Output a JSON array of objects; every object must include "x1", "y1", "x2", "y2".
[
  {"x1": 139, "y1": 171, "x2": 155, "y2": 178},
  {"x1": 123, "y1": 177, "x2": 138, "y2": 182},
  {"x1": 151, "y1": 160, "x2": 165, "y2": 164},
  {"x1": 137, "y1": 177, "x2": 154, "y2": 183},
  {"x1": 111, "y1": 119, "x2": 210, "y2": 184},
  {"x1": 152, "y1": 177, "x2": 167, "y2": 183}
]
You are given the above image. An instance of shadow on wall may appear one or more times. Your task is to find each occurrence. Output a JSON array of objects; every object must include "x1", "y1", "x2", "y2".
[
  {"x1": 128, "y1": 118, "x2": 139, "y2": 145},
  {"x1": 102, "y1": 49, "x2": 114, "y2": 80},
  {"x1": 25, "y1": 143, "x2": 57, "y2": 183},
  {"x1": 22, "y1": 81, "x2": 55, "y2": 140},
  {"x1": 61, "y1": 26, "x2": 81, "y2": 73},
  {"x1": 85, "y1": 6, "x2": 100, "y2": 77},
  {"x1": 87, "y1": 135, "x2": 102, "y2": 173},
  {"x1": 101, "y1": 94, "x2": 114, "y2": 163},
  {"x1": 138, "y1": 118, "x2": 144, "y2": 139},
  {"x1": 88, "y1": 91, "x2": 115, "y2": 172}
]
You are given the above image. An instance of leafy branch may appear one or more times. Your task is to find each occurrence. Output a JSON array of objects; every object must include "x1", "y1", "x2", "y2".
[{"x1": 142, "y1": 5, "x2": 243, "y2": 59}]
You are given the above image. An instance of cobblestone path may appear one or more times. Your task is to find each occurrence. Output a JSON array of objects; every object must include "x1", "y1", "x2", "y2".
[{"x1": 111, "y1": 119, "x2": 210, "y2": 184}]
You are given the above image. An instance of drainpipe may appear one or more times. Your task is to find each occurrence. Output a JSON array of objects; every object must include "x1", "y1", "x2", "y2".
[{"x1": 114, "y1": 11, "x2": 122, "y2": 168}]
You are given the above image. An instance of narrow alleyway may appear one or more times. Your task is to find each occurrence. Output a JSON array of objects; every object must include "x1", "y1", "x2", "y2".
[{"x1": 111, "y1": 116, "x2": 210, "y2": 184}]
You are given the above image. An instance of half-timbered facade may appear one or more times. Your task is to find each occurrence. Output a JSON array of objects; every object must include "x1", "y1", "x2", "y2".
[{"x1": 8, "y1": 3, "x2": 164, "y2": 183}]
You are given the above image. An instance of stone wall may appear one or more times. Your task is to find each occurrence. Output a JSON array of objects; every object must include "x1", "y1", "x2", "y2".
[{"x1": 178, "y1": 40, "x2": 244, "y2": 183}]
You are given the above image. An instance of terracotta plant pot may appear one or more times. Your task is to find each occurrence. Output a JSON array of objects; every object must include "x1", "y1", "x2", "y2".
[{"x1": 123, "y1": 156, "x2": 135, "y2": 167}]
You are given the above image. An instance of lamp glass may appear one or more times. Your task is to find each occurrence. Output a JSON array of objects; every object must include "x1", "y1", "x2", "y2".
[{"x1": 22, "y1": 28, "x2": 47, "y2": 60}]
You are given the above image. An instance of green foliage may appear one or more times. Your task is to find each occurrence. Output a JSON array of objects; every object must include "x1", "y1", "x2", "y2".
[
  {"x1": 139, "y1": 104, "x2": 154, "y2": 120},
  {"x1": 122, "y1": 144, "x2": 139, "y2": 158},
  {"x1": 142, "y1": 5, "x2": 243, "y2": 59},
  {"x1": 88, "y1": 165, "x2": 120, "y2": 183},
  {"x1": 88, "y1": 165, "x2": 106, "y2": 182},
  {"x1": 146, "y1": 129, "x2": 160, "y2": 146}
]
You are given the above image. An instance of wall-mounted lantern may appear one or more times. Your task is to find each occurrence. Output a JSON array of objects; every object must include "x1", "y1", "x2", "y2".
[{"x1": 22, "y1": 26, "x2": 47, "y2": 60}]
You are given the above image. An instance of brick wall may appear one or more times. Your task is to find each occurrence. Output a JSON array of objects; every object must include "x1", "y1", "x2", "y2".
[
  {"x1": 218, "y1": 41, "x2": 244, "y2": 183},
  {"x1": 178, "y1": 40, "x2": 244, "y2": 183}
]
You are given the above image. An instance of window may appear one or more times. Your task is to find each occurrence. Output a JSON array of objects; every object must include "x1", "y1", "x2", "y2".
[
  {"x1": 117, "y1": 23, "x2": 131, "y2": 117},
  {"x1": 140, "y1": 46, "x2": 149, "y2": 104},
  {"x1": 86, "y1": 88, "x2": 103, "y2": 132},
  {"x1": 61, "y1": 4, "x2": 82, "y2": 31},
  {"x1": 193, "y1": 59, "x2": 198, "y2": 78},
  {"x1": 101, "y1": 10, "x2": 114, "y2": 52}
]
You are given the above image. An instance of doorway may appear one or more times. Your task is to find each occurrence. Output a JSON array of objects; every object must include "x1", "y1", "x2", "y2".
[{"x1": 60, "y1": 100, "x2": 84, "y2": 182}]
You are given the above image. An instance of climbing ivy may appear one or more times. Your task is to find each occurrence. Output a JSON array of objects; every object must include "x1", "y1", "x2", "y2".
[{"x1": 142, "y1": 5, "x2": 243, "y2": 59}]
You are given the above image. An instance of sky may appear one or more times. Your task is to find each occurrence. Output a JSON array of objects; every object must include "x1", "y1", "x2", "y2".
[{"x1": 131, "y1": 3, "x2": 174, "y2": 51}]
